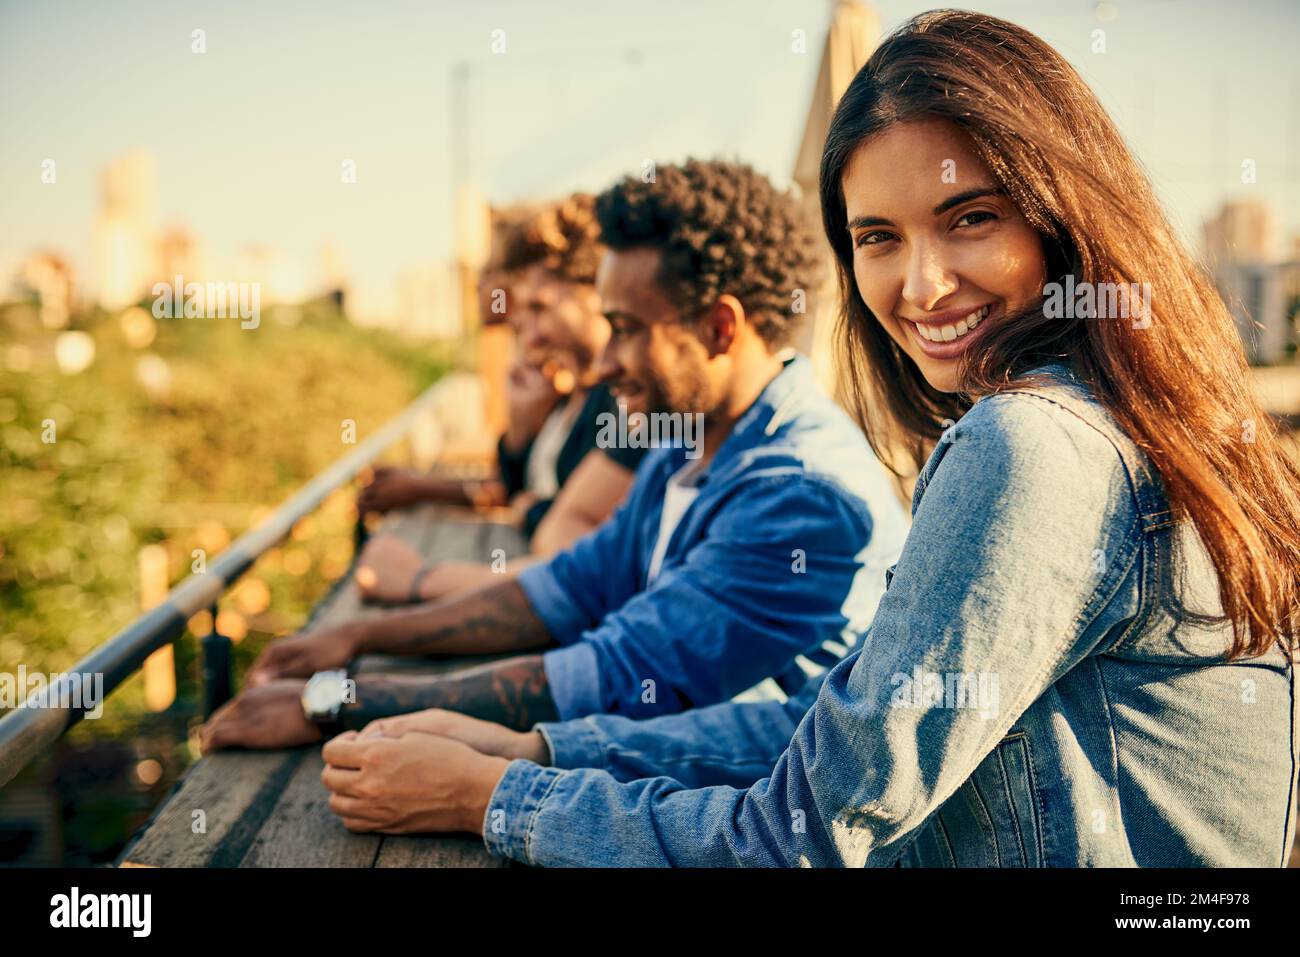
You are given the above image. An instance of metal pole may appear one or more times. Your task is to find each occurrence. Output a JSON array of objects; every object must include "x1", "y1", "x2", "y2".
[
  {"x1": 201, "y1": 602, "x2": 232, "y2": 719},
  {"x1": 0, "y1": 383, "x2": 443, "y2": 789}
]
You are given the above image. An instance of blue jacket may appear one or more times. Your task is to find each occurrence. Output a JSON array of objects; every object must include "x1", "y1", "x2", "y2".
[
  {"x1": 488, "y1": 362, "x2": 1298, "y2": 866},
  {"x1": 518, "y1": 354, "x2": 909, "y2": 721}
]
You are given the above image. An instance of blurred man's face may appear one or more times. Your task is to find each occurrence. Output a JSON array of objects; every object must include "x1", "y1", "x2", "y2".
[
  {"x1": 593, "y1": 247, "x2": 719, "y2": 418},
  {"x1": 510, "y1": 264, "x2": 609, "y2": 387}
]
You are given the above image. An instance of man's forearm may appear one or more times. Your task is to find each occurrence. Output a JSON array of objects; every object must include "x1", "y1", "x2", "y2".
[
  {"x1": 530, "y1": 510, "x2": 598, "y2": 557},
  {"x1": 417, "y1": 475, "x2": 478, "y2": 506},
  {"x1": 342, "y1": 654, "x2": 559, "y2": 731},
  {"x1": 354, "y1": 579, "x2": 551, "y2": 657}
]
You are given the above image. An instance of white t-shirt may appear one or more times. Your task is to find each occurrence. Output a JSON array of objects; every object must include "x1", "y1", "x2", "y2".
[
  {"x1": 525, "y1": 397, "x2": 582, "y2": 500},
  {"x1": 645, "y1": 458, "x2": 706, "y2": 585}
]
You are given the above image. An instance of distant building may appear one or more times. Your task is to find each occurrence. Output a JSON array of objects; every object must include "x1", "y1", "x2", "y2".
[
  {"x1": 1214, "y1": 261, "x2": 1297, "y2": 364},
  {"x1": 1203, "y1": 199, "x2": 1279, "y2": 264},
  {"x1": 95, "y1": 150, "x2": 159, "y2": 311},
  {"x1": 235, "y1": 244, "x2": 308, "y2": 305},
  {"x1": 158, "y1": 225, "x2": 207, "y2": 286},
  {"x1": 16, "y1": 252, "x2": 76, "y2": 329},
  {"x1": 1203, "y1": 199, "x2": 1296, "y2": 365}
]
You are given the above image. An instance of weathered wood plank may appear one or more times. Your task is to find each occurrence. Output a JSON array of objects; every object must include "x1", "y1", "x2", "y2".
[
  {"x1": 120, "y1": 750, "x2": 303, "y2": 867},
  {"x1": 482, "y1": 518, "x2": 528, "y2": 555},
  {"x1": 430, "y1": 514, "x2": 526, "y2": 564},
  {"x1": 123, "y1": 508, "x2": 532, "y2": 867},
  {"x1": 239, "y1": 747, "x2": 381, "y2": 867},
  {"x1": 412, "y1": 505, "x2": 458, "y2": 553},
  {"x1": 374, "y1": 834, "x2": 505, "y2": 868}
]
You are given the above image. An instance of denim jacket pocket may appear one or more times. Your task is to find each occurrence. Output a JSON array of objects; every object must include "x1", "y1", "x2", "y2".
[
  {"x1": 983, "y1": 733, "x2": 1045, "y2": 867},
  {"x1": 922, "y1": 733, "x2": 1045, "y2": 867}
]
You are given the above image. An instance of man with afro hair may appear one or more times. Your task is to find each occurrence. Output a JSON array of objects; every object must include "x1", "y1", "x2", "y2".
[{"x1": 203, "y1": 159, "x2": 906, "y2": 753}]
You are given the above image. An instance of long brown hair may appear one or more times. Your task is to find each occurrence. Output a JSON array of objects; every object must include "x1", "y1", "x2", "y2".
[{"x1": 819, "y1": 9, "x2": 1300, "y2": 659}]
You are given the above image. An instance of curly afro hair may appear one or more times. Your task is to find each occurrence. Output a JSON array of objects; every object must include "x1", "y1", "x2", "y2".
[
  {"x1": 498, "y1": 193, "x2": 603, "y2": 285},
  {"x1": 594, "y1": 158, "x2": 821, "y2": 346}
]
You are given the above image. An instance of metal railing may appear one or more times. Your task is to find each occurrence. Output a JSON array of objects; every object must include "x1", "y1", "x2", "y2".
[{"x1": 0, "y1": 384, "x2": 445, "y2": 789}]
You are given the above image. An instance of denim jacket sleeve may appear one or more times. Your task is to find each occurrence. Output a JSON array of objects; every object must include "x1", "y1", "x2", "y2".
[
  {"x1": 538, "y1": 476, "x2": 873, "y2": 720},
  {"x1": 483, "y1": 393, "x2": 1144, "y2": 866},
  {"x1": 535, "y1": 675, "x2": 824, "y2": 788}
]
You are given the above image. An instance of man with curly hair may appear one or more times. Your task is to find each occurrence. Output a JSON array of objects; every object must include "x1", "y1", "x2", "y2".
[
  {"x1": 201, "y1": 159, "x2": 907, "y2": 751},
  {"x1": 350, "y1": 194, "x2": 651, "y2": 602}
]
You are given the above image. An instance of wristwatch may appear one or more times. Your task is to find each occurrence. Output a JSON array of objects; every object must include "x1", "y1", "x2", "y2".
[{"x1": 301, "y1": 669, "x2": 351, "y2": 737}]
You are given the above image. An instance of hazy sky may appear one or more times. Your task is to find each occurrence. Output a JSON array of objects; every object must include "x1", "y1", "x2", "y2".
[{"x1": 2, "y1": 0, "x2": 1297, "y2": 310}]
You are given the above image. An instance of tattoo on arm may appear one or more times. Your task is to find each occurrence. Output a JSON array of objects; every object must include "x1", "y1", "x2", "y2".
[
  {"x1": 343, "y1": 654, "x2": 559, "y2": 731},
  {"x1": 371, "y1": 580, "x2": 551, "y2": 657}
]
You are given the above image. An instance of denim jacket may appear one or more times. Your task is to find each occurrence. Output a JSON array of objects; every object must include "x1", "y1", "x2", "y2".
[
  {"x1": 518, "y1": 354, "x2": 909, "y2": 720},
  {"x1": 485, "y1": 362, "x2": 1299, "y2": 866}
]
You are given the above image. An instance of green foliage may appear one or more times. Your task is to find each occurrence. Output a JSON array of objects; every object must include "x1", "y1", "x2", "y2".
[{"x1": 0, "y1": 300, "x2": 452, "y2": 735}]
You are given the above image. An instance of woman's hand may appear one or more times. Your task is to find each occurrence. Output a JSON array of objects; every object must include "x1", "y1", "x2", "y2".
[
  {"x1": 361, "y1": 708, "x2": 549, "y2": 763},
  {"x1": 321, "y1": 730, "x2": 511, "y2": 835}
]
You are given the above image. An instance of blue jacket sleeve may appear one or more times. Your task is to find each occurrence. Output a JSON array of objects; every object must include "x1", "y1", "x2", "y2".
[
  {"x1": 536, "y1": 675, "x2": 823, "y2": 788},
  {"x1": 539, "y1": 476, "x2": 874, "y2": 720},
  {"x1": 483, "y1": 395, "x2": 1142, "y2": 866},
  {"x1": 515, "y1": 462, "x2": 658, "y2": 645}
]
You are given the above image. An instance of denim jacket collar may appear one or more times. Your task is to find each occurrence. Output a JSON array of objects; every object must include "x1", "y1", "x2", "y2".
[
  {"x1": 680, "y1": 352, "x2": 813, "y2": 488},
  {"x1": 910, "y1": 358, "x2": 1172, "y2": 538}
]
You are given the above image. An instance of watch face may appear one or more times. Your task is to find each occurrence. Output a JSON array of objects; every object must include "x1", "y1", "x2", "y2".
[{"x1": 304, "y1": 673, "x2": 345, "y2": 713}]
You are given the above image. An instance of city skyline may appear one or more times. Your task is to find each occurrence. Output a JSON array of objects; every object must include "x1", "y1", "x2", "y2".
[{"x1": 3, "y1": 0, "x2": 1299, "y2": 334}]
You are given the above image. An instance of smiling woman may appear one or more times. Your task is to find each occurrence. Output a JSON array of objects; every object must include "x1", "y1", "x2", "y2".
[
  {"x1": 818, "y1": 11, "x2": 1300, "y2": 663},
  {"x1": 839, "y1": 122, "x2": 1047, "y2": 387}
]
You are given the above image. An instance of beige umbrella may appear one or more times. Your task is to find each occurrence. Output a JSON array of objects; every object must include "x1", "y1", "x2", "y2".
[{"x1": 791, "y1": 0, "x2": 881, "y2": 388}]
